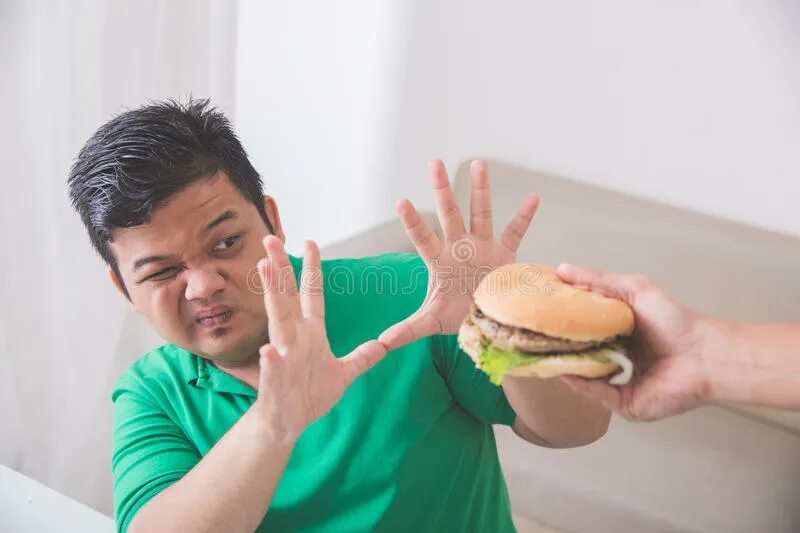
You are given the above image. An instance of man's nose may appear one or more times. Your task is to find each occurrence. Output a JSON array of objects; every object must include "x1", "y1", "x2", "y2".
[{"x1": 184, "y1": 267, "x2": 226, "y2": 301}]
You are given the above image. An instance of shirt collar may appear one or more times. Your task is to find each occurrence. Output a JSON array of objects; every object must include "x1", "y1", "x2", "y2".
[{"x1": 192, "y1": 355, "x2": 257, "y2": 397}]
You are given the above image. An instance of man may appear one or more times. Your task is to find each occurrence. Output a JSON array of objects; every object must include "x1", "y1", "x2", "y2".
[
  {"x1": 68, "y1": 99, "x2": 610, "y2": 532},
  {"x1": 556, "y1": 264, "x2": 800, "y2": 421}
]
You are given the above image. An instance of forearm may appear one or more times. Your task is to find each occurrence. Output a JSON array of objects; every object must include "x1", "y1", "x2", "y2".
[
  {"x1": 502, "y1": 376, "x2": 611, "y2": 448},
  {"x1": 704, "y1": 320, "x2": 800, "y2": 410},
  {"x1": 129, "y1": 406, "x2": 294, "y2": 533}
]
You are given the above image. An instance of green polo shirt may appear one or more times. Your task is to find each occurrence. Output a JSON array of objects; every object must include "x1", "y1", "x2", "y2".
[{"x1": 111, "y1": 253, "x2": 518, "y2": 532}]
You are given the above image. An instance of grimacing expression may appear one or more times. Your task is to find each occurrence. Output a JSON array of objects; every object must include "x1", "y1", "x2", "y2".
[{"x1": 110, "y1": 172, "x2": 277, "y2": 365}]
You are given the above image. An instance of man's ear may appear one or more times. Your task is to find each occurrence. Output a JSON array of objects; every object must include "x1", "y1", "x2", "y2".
[
  {"x1": 109, "y1": 268, "x2": 136, "y2": 309},
  {"x1": 263, "y1": 195, "x2": 286, "y2": 243}
]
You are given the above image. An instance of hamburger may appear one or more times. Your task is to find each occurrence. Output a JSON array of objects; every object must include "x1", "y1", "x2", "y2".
[{"x1": 458, "y1": 263, "x2": 634, "y2": 385}]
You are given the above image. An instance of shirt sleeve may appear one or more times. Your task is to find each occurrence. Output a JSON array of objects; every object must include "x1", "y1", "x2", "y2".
[
  {"x1": 111, "y1": 375, "x2": 200, "y2": 532},
  {"x1": 433, "y1": 334, "x2": 517, "y2": 426}
]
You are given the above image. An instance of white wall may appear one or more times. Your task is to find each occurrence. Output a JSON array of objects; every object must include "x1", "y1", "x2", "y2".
[
  {"x1": 236, "y1": 0, "x2": 411, "y2": 255},
  {"x1": 236, "y1": 0, "x2": 800, "y2": 256}
]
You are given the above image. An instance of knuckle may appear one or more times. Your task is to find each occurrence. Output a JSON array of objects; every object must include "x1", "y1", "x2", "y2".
[
  {"x1": 442, "y1": 203, "x2": 460, "y2": 219},
  {"x1": 624, "y1": 398, "x2": 649, "y2": 421},
  {"x1": 417, "y1": 231, "x2": 437, "y2": 247},
  {"x1": 406, "y1": 215, "x2": 424, "y2": 232},
  {"x1": 471, "y1": 208, "x2": 492, "y2": 220},
  {"x1": 627, "y1": 275, "x2": 652, "y2": 293},
  {"x1": 503, "y1": 226, "x2": 523, "y2": 246},
  {"x1": 623, "y1": 404, "x2": 641, "y2": 421},
  {"x1": 278, "y1": 307, "x2": 296, "y2": 323}
]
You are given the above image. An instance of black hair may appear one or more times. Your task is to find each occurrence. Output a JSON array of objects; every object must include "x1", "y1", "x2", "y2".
[{"x1": 68, "y1": 98, "x2": 274, "y2": 298}]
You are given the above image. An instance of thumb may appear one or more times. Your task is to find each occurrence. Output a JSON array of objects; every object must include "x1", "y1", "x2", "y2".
[
  {"x1": 379, "y1": 310, "x2": 441, "y2": 351},
  {"x1": 258, "y1": 344, "x2": 281, "y2": 393},
  {"x1": 556, "y1": 263, "x2": 642, "y2": 304},
  {"x1": 378, "y1": 321, "x2": 416, "y2": 351},
  {"x1": 340, "y1": 340, "x2": 388, "y2": 386}
]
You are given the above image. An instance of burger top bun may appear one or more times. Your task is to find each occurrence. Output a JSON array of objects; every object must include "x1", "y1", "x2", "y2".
[{"x1": 473, "y1": 263, "x2": 634, "y2": 342}]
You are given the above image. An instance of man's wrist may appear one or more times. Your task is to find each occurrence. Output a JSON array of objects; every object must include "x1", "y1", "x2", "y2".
[{"x1": 242, "y1": 405, "x2": 300, "y2": 452}]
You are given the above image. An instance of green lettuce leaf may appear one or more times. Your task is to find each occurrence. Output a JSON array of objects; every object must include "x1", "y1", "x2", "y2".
[
  {"x1": 478, "y1": 340, "x2": 544, "y2": 385},
  {"x1": 477, "y1": 339, "x2": 616, "y2": 385}
]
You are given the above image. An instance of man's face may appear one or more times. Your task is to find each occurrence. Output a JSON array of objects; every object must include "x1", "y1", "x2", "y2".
[{"x1": 110, "y1": 172, "x2": 276, "y2": 366}]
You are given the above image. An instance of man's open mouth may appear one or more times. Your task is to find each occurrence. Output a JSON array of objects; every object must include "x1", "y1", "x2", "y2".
[{"x1": 196, "y1": 309, "x2": 234, "y2": 327}]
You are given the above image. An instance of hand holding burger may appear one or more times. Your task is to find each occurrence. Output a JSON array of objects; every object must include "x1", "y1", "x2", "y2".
[
  {"x1": 554, "y1": 263, "x2": 800, "y2": 421},
  {"x1": 458, "y1": 263, "x2": 635, "y2": 386}
]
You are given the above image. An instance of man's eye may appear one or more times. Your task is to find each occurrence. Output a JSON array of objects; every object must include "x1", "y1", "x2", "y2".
[
  {"x1": 214, "y1": 234, "x2": 241, "y2": 252},
  {"x1": 146, "y1": 267, "x2": 179, "y2": 281}
]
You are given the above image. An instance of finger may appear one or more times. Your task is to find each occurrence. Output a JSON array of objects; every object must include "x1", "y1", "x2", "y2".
[
  {"x1": 261, "y1": 235, "x2": 300, "y2": 346},
  {"x1": 429, "y1": 159, "x2": 466, "y2": 241},
  {"x1": 340, "y1": 340, "x2": 388, "y2": 386},
  {"x1": 378, "y1": 310, "x2": 441, "y2": 351},
  {"x1": 397, "y1": 198, "x2": 442, "y2": 262},
  {"x1": 499, "y1": 194, "x2": 539, "y2": 252},
  {"x1": 263, "y1": 235, "x2": 302, "y2": 317},
  {"x1": 299, "y1": 240, "x2": 325, "y2": 320},
  {"x1": 469, "y1": 160, "x2": 493, "y2": 238},
  {"x1": 559, "y1": 376, "x2": 624, "y2": 414},
  {"x1": 258, "y1": 344, "x2": 282, "y2": 392},
  {"x1": 555, "y1": 263, "x2": 644, "y2": 303}
]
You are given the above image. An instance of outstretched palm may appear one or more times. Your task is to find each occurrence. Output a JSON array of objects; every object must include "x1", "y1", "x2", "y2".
[{"x1": 379, "y1": 160, "x2": 539, "y2": 350}]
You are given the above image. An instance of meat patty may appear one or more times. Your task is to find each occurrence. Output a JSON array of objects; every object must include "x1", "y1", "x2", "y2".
[{"x1": 469, "y1": 304, "x2": 616, "y2": 354}]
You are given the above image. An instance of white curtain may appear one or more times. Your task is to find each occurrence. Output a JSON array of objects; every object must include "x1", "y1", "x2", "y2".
[{"x1": 0, "y1": 0, "x2": 238, "y2": 515}]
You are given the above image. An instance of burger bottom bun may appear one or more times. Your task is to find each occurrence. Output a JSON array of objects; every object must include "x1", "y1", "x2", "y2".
[{"x1": 458, "y1": 320, "x2": 621, "y2": 379}]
